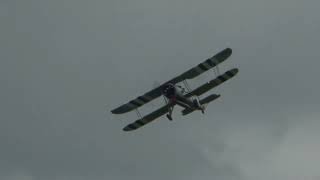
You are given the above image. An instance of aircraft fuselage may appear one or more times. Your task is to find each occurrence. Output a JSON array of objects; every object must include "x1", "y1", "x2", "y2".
[{"x1": 161, "y1": 83, "x2": 203, "y2": 111}]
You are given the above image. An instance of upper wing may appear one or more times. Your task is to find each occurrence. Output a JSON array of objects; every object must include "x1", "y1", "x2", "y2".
[
  {"x1": 178, "y1": 47, "x2": 232, "y2": 80},
  {"x1": 111, "y1": 88, "x2": 162, "y2": 114},
  {"x1": 111, "y1": 48, "x2": 232, "y2": 114},
  {"x1": 122, "y1": 104, "x2": 171, "y2": 131},
  {"x1": 185, "y1": 68, "x2": 239, "y2": 98}
]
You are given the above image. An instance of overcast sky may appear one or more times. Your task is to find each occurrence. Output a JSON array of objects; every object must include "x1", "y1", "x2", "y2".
[{"x1": 1, "y1": 0, "x2": 320, "y2": 179}]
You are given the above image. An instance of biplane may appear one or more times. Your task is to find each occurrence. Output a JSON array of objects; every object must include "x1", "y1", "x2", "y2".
[{"x1": 111, "y1": 48, "x2": 238, "y2": 131}]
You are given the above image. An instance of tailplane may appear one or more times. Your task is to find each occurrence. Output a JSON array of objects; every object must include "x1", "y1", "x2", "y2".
[
  {"x1": 199, "y1": 94, "x2": 220, "y2": 105},
  {"x1": 182, "y1": 94, "x2": 220, "y2": 116}
]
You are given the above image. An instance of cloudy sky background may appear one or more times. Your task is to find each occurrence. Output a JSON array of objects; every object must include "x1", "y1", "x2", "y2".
[{"x1": 1, "y1": 0, "x2": 320, "y2": 179}]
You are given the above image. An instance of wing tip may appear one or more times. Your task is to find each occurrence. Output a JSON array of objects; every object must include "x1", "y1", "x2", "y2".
[
  {"x1": 111, "y1": 110, "x2": 122, "y2": 114},
  {"x1": 123, "y1": 127, "x2": 131, "y2": 131},
  {"x1": 123, "y1": 126, "x2": 135, "y2": 132},
  {"x1": 231, "y1": 68, "x2": 239, "y2": 75},
  {"x1": 212, "y1": 47, "x2": 232, "y2": 62},
  {"x1": 222, "y1": 47, "x2": 233, "y2": 56},
  {"x1": 122, "y1": 122, "x2": 140, "y2": 131},
  {"x1": 224, "y1": 47, "x2": 232, "y2": 53},
  {"x1": 111, "y1": 107, "x2": 131, "y2": 114}
]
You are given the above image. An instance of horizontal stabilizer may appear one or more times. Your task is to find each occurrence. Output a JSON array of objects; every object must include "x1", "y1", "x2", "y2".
[
  {"x1": 182, "y1": 94, "x2": 220, "y2": 116},
  {"x1": 200, "y1": 94, "x2": 221, "y2": 105}
]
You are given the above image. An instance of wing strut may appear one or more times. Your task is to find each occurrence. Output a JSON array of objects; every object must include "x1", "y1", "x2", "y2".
[
  {"x1": 183, "y1": 80, "x2": 192, "y2": 93},
  {"x1": 135, "y1": 109, "x2": 143, "y2": 119},
  {"x1": 212, "y1": 64, "x2": 220, "y2": 77},
  {"x1": 183, "y1": 80, "x2": 200, "y2": 102},
  {"x1": 215, "y1": 65, "x2": 220, "y2": 75},
  {"x1": 162, "y1": 95, "x2": 168, "y2": 105}
]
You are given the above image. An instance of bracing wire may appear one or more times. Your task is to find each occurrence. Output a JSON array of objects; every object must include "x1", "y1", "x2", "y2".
[
  {"x1": 183, "y1": 80, "x2": 192, "y2": 93},
  {"x1": 135, "y1": 109, "x2": 143, "y2": 119}
]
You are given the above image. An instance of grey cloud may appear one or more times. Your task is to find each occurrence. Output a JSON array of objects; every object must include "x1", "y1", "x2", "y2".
[{"x1": 1, "y1": 0, "x2": 320, "y2": 179}]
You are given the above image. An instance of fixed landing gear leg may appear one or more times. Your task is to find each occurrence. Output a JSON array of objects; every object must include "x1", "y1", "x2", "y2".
[{"x1": 167, "y1": 106, "x2": 173, "y2": 121}]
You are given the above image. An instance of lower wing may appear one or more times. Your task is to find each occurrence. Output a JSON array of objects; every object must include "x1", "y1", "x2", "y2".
[
  {"x1": 185, "y1": 68, "x2": 238, "y2": 98},
  {"x1": 123, "y1": 104, "x2": 172, "y2": 131}
]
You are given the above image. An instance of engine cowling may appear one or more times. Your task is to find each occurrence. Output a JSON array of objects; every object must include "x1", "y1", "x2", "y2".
[{"x1": 161, "y1": 83, "x2": 176, "y2": 98}]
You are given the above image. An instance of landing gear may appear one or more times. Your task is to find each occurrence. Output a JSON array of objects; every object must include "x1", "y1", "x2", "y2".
[
  {"x1": 193, "y1": 99, "x2": 200, "y2": 107},
  {"x1": 192, "y1": 98, "x2": 206, "y2": 114},
  {"x1": 163, "y1": 95, "x2": 174, "y2": 121},
  {"x1": 166, "y1": 104, "x2": 174, "y2": 121}
]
